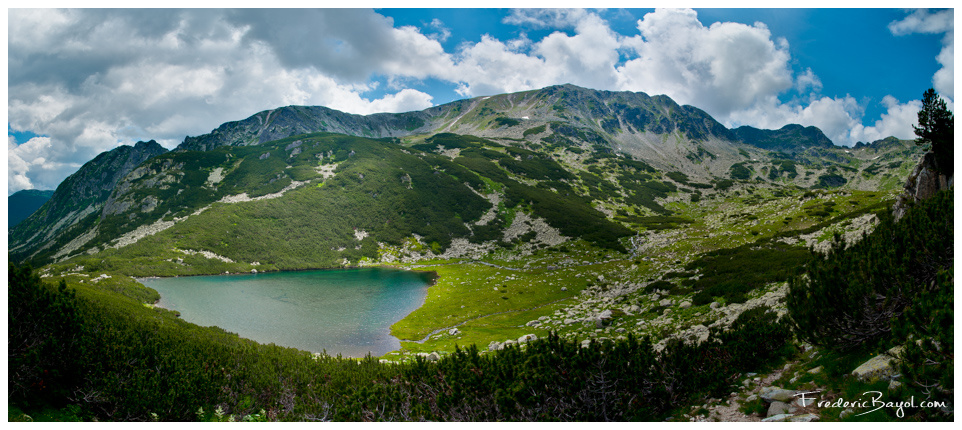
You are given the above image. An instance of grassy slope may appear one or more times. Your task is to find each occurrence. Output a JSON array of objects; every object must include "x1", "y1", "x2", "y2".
[{"x1": 38, "y1": 131, "x2": 911, "y2": 362}]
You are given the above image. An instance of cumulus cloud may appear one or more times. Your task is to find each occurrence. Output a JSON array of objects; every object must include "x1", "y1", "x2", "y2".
[
  {"x1": 889, "y1": 9, "x2": 954, "y2": 99},
  {"x1": 728, "y1": 94, "x2": 922, "y2": 147},
  {"x1": 7, "y1": 9, "x2": 438, "y2": 194},
  {"x1": 226, "y1": 9, "x2": 456, "y2": 82},
  {"x1": 502, "y1": 8, "x2": 590, "y2": 29},
  {"x1": 7, "y1": 8, "x2": 944, "y2": 193},
  {"x1": 617, "y1": 8, "x2": 794, "y2": 120}
]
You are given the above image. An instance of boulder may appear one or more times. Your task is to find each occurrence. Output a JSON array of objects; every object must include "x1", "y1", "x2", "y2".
[
  {"x1": 518, "y1": 334, "x2": 537, "y2": 343},
  {"x1": 448, "y1": 328, "x2": 460, "y2": 336},
  {"x1": 852, "y1": 346, "x2": 903, "y2": 382},
  {"x1": 789, "y1": 414, "x2": 820, "y2": 422},
  {"x1": 679, "y1": 301, "x2": 692, "y2": 309},
  {"x1": 759, "y1": 386, "x2": 796, "y2": 403},
  {"x1": 426, "y1": 352, "x2": 440, "y2": 362},
  {"x1": 767, "y1": 401, "x2": 792, "y2": 417},
  {"x1": 761, "y1": 414, "x2": 794, "y2": 422},
  {"x1": 526, "y1": 320, "x2": 542, "y2": 327},
  {"x1": 488, "y1": 341, "x2": 501, "y2": 352}
]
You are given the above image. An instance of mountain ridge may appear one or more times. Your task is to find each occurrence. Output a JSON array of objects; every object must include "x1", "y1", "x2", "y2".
[
  {"x1": 9, "y1": 85, "x2": 922, "y2": 267},
  {"x1": 7, "y1": 189, "x2": 55, "y2": 228}
]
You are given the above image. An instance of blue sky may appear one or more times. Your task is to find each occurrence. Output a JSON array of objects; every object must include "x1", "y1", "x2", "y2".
[
  {"x1": 377, "y1": 8, "x2": 947, "y2": 121},
  {"x1": 6, "y1": 7, "x2": 955, "y2": 194}
]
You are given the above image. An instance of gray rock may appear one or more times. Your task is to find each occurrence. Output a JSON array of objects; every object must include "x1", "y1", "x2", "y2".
[
  {"x1": 839, "y1": 408, "x2": 855, "y2": 419},
  {"x1": 794, "y1": 395, "x2": 817, "y2": 408},
  {"x1": 761, "y1": 414, "x2": 794, "y2": 422},
  {"x1": 709, "y1": 302, "x2": 720, "y2": 309},
  {"x1": 852, "y1": 346, "x2": 903, "y2": 382},
  {"x1": 448, "y1": 328, "x2": 460, "y2": 336},
  {"x1": 767, "y1": 401, "x2": 791, "y2": 417},
  {"x1": 759, "y1": 386, "x2": 796, "y2": 403},
  {"x1": 893, "y1": 151, "x2": 951, "y2": 220},
  {"x1": 789, "y1": 414, "x2": 819, "y2": 422},
  {"x1": 679, "y1": 301, "x2": 692, "y2": 309},
  {"x1": 659, "y1": 298, "x2": 672, "y2": 306},
  {"x1": 526, "y1": 320, "x2": 542, "y2": 327},
  {"x1": 488, "y1": 341, "x2": 501, "y2": 352},
  {"x1": 518, "y1": 334, "x2": 537, "y2": 343},
  {"x1": 426, "y1": 352, "x2": 440, "y2": 362}
]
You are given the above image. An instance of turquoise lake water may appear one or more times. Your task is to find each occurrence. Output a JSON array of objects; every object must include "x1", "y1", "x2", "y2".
[{"x1": 139, "y1": 268, "x2": 433, "y2": 357}]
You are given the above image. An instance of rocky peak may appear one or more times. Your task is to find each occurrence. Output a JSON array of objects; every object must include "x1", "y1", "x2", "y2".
[{"x1": 8, "y1": 140, "x2": 168, "y2": 261}]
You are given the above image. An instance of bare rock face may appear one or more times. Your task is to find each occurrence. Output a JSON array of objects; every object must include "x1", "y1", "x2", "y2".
[
  {"x1": 9, "y1": 140, "x2": 168, "y2": 261},
  {"x1": 893, "y1": 151, "x2": 951, "y2": 220}
]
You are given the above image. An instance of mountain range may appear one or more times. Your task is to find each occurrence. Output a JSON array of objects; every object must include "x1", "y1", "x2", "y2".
[{"x1": 9, "y1": 84, "x2": 921, "y2": 270}]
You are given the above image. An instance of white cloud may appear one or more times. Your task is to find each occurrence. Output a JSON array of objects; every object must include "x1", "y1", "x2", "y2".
[
  {"x1": 451, "y1": 35, "x2": 549, "y2": 96},
  {"x1": 502, "y1": 9, "x2": 590, "y2": 29},
  {"x1": 427, "y1": 18, "x2": 451, "y2": 42},
  {"x1": 617, "y1": 9, "x2": 793, "y2": 119},
  {"x1": 7, "y1": 9, "x2": 442, "y2": 194},
  {"x1": 889, "y1": 9, "x2": 954, "y2": 100},
  {"x1": 6, "y1": 8, "x2": 947, "y2": 194},
  {"x1": 728, "y1": 94, "x2": 922, "y2": 147},
  {"x1": 796, "y1": 68, "x2": 823, "y2": 94}
]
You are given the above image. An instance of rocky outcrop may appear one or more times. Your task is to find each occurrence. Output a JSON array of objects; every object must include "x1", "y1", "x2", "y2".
[
  {"x1": 851, "y1": 346, "x2": 903, "y2": 382},
  {"x1": 9, "y1": 140, "x2": 168, "y2": 262},
  {"x1": 893, "y1": 151, "x2": 952, "y2": 220}
]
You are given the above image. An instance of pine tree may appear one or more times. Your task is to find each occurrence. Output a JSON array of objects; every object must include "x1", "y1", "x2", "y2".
[
  {"x1": 914, "y1": 88, "x2": 954, "y2": 177},
  {"x1": 787, "y1": 190, "x2": 952, "y2": 351}
]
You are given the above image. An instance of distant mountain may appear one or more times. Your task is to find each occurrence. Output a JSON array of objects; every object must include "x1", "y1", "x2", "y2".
[
  {"x1": 9, "y1": 140, "x2": 167, "y2": 261},
  {"x1": 8, "y1": 189, "x2": 54, "y2": 227},
  {"x1": 9, "y1": 85, "x2": 923, "y2": 267},
  {"x1": 176, "y1": 84, "x2": 743, "y2": 178},
  {"x1": 732, "y1": 124, "x2": 834, "y2": 152}
]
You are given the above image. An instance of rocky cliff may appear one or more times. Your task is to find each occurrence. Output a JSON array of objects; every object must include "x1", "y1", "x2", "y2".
[
  {"x1": 892, "y1": 150, "x2": 952, "y2": 220},
  {"x1": 8, "y1": 140, "x2": 168, "y2": 261}
]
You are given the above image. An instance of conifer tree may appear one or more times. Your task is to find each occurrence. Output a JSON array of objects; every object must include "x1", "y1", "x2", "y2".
[{"x1": 914, "y1": 88, "x2": 954, "y2": 177}]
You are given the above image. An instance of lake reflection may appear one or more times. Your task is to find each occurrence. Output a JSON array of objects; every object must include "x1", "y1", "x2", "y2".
[{"x1": 140, "y1": 268, "x2": 432, "y2": 357}]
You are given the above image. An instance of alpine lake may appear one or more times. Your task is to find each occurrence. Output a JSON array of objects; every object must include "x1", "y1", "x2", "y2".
[{"x1": 139, "y1": 268, "x2": 434, "y2": 357}]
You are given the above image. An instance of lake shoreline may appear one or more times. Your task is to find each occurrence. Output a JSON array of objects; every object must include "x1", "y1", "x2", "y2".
[{"x1": 138, "y1": 267, "x2": 435, "y2": 358}]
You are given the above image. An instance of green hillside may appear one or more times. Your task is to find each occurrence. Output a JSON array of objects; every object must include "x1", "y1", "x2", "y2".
[
  {"x1": 7, "y1": 84, "x2": 946, "y2": 422},
  {"x1": 8, "y1": 189, "x2": 54, "y2": 227}
]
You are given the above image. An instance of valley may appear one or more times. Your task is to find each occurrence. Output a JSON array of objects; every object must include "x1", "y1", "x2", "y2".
[{"x1": 9, "y1": 84, "x2": 947, "y2": 422}]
